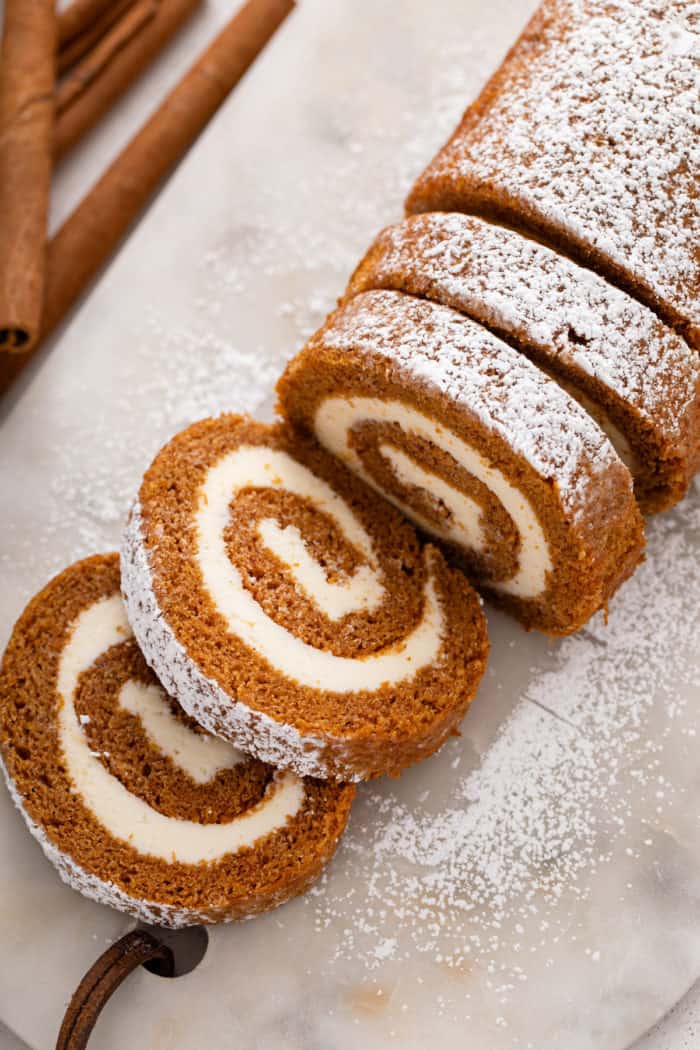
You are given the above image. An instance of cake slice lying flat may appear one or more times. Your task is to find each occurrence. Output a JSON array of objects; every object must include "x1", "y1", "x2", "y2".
[
  {"x1": 348, "y1": 213, "x2": 700, "y2": 514},
  {"x1": 406, "y1": 0, "x2": 700, "y2": 349},
  {"x1": 278, "y1": 290, "x2": 645, "y2": 635},
  {"x1": 122, "y1": 416, "x2": 489, "y2": 783},
  {"x1": 0, "y1": 554, "x2": 354, "y2": 927}
]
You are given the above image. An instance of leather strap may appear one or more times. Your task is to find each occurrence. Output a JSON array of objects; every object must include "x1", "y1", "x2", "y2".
[{"x1": 56, "y1": 929, "x2": 174, "y2": 1050}]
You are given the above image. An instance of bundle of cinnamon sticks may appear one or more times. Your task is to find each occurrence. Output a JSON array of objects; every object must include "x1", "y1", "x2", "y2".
[{"x1": 0, "y1": 0, "x2": 294, "y2": 391}]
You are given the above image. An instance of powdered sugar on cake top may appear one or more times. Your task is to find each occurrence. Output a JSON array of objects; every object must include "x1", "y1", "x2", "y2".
[
  {"x1": 355, "y1": 213, "x2": 700, "y2": 436},
  {"x1": 413, "y1": 0, "x2": 700, "y2": 341},
  {"x1": 315, "y1": 290, "x2": 627, "y2": 524}
]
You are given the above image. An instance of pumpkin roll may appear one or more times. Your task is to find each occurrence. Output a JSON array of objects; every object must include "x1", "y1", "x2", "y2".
[
  {"x1": 121, "y1": 416, "x2": 489, "y2": 783},
  {"x1": 0, "y1": 554, "x2": 354, "y2": 927},
  {"x1": 278, "y1": 290, "x2": 645, "y2": 636},
  {"x1": 347, "y1": 213, "x2": 700, "y2": 514},
  {"x1": 406, "y1": 0, "x2": 700, "y2": 349}
]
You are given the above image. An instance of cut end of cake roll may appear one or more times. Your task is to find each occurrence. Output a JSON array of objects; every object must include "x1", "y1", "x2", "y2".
[
  {"x1": 277, "y1": 290, "x2": 646, "y2": 636},
  {"x1": 0, "y1": 554, "x2": 354, "y2": 927},
  {"x1": 346, "y1": 213, "x2": 700, "y2": 514},
  {"x1": 121, "y1": 415, "x2": 489, "y2": 783},
  {"x1": 405, "y1": 0, "x2": 700, "y2": 350}
]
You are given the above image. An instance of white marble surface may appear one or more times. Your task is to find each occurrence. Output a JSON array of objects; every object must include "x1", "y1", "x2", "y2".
[{"x1": 1, "y1": 1, "x2": 699, "y2": 1048}]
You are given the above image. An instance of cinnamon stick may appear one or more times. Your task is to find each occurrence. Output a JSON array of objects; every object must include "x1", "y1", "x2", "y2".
[
  {"x1": 55, "y1": 0, "x2": 202, "y2": 161},
  {"x1": 56, "y1": 1, "x2": 160, "y2": 117},
  {"x1": 58, "y1": 0, "x2": 132, "y2": 47},
  {"x1": 0, "y1": 0, "x2": 295, "y2": 393},
  {"x1": 0, "y1": 1, "x2": 56, "y2": 353},
  {"x1": 58, "y1": 0, "x2": 140, "y2": 77}
]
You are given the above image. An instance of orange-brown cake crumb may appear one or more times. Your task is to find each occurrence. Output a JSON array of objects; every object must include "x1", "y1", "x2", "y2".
[
  {"x1": 346, "y1": 213, "x2": 700, "y2": 514},
  {"x1": 278, "y1": 290, "x2": 645, "y2": 635},
  {"x1": 122, "y1": 416, "x2": 489, "y2": 782},
  {"x1": 0, "y1": 554, "x2": 354, "y2": 927},
  {"x1": 406, "y1": 0, "x2": 700, "y2": 349}
]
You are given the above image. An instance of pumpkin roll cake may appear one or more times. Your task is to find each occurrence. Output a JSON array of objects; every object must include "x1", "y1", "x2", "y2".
[
  {"x1": 406, "y1": 0, "x2": 700, "y2": 349},
  {"x1": 121, "y1": 416, "x2": 489, "y2": 783},
  {"x1": 347, "y1": 213, "x2": 700, "y2": 514},
  {"x1": 0, "y1": 555, "x2": 354, "y2": 927},
  {"x1": 278, "y1": 290, "x2": 645, "y2": 635}
]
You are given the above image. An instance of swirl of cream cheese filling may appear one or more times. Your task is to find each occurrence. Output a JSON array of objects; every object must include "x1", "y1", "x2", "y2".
[
  {"x1": 312, "y1": 397, "x2": 553, "y2": 600},
  {"x1": 57, "y1": 594, "x2": 304, "y2": 863},
  {"x1": 192, "y1": 445, "x2": 445, "y2": 693}
]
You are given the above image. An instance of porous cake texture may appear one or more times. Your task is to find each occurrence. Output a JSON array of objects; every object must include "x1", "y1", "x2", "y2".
[
  {"x1": 348, "y1": 213, "x2": 700, "y2": 514},
  {"x1": 278, "y1": 290, "x2": 645, "y2": 635},
  {"x1": 0, "y1": 554, "x2": 354, "y2": 927},
  {"x1": 122, "y1": 416, "x2": 489, "y2": 782}
]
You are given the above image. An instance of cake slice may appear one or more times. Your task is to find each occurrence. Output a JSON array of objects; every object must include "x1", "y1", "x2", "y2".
[
  {"x1": 0, "y1": 554, "x2": 354, "y2": 927},
  {"x1": 406, "y1": 0, "x2": 700, "y2": 349},
  {"x1": 347, "y1": 213, "x2": 700, "y2": 513},
  {"x1": 121, "y1": 416, "x2": 489, "y2": 783},
  {"x1": 278, "y1": 290, "x2": 645, "y2": 635}
]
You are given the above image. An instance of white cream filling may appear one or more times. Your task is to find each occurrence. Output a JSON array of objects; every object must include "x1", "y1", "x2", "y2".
[
  {"x1": 378, "y1": 443, "x2": 486, "y2": 552},
  {"x1": 117, "y1": 680, "x2": 243, "y2": 784},
  {"x1": 313, "y1": 397, "x2": 553, "y2": 600},
  {"x1": 194, "y1": 445, "x2": 444, "y2": 691},
  {"x1": 57, "y1": 595, "x2": 304, "y2": 863},
  {"x1": 257, "y1": 518, "x2": 383, "y2": 620}
]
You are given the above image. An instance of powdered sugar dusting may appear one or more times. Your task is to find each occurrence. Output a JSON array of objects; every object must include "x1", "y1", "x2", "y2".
[
  {"x1": 1, "y1": 4, "x2": 698, "y2": 1037},
  {"x1": 0, "y1": 751, "x2": 218, "y2": 929},
  {"x1": 314, "y1": 289, "x2": 627, "y2": 523},
  {"x1": 350, "y1": 213, "x2": 700, "y2": 437},
  {"x1": 411, "y1": 0, "x2": 700, "y2": 342},
  {"x1": 120, "y1": 503, "x2": 335, "y2": 779},
  {"x1": 0, "y1": 14, "x2": 503, "y2": 615},
  {"x1": 306, "y1": 479, "x2": 700, "y2": 977}
]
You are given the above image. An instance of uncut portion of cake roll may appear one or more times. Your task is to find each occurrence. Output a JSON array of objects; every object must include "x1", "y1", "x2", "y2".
[
  {"x1": 122, "y1": 416, "x2": 489, "y2": 783},
  {"x1": 278, "y1": 290, "x2": 645, "y2": 636},
  {"x1": 347, "y1": 213, "x2": 700, "y2": 514},
  {"x1": 0, "y1": 555, "x2": 354, "y2": 928},
  {"x1": 406, "y1": 0, "x2": 700, "y2": 349}
]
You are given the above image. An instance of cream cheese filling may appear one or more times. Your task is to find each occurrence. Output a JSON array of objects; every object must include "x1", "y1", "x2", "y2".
[
  {"x1": 117, "y1": 679, "x2": 242, "y2": 784},
  {"x1": 57, "y1": 595, "x2": 304, "y2": 863},
  {"x1": 313, "y1": 397, "x2": 553, "y2": 600},
  {"x1": 257, "y1": 518, "x2": 383, "y2": 621},
  {"x1": 194, "y1": 446, "x2": 444, "y2": 691},
  {"x1": 378, "y1": 442, "x2": 486, "y2": 552}
]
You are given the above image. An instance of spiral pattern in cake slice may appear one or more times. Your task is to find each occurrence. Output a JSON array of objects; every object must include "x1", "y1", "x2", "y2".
[
  {"x1": 406, "y1": 0, "x2": 700, "y2": 349},
  {"x1": 347, "y1": 213, "x2": 700, "y2": 514},
  {"x1": 0, "y1": 554, "x2": 354, "y2": 927},
  {"x1": 278, "y1": 290, "x2": 645, "y2": 635},
  {"x1": 121, "y1": 416, "x2": 489, "y2": 783}
]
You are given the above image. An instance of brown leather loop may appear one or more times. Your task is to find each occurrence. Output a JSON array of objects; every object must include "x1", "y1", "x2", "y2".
[{"x1": 56, "y1": 929, "x2": 174, "y2": 1050}]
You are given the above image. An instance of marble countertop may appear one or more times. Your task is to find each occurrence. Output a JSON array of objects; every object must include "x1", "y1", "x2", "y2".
[{"x1": 1, "y1": 1, "x2": 699, "y2": 1048}]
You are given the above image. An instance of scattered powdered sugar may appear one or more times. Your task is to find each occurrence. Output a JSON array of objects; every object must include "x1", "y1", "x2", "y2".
[
  {"x1": 0, "y1": 14, "x2": 503, "y2": 605},
  {"x1": 2, "y1": 321, "x2": 285, "y2": 606},
  {"x1": 314, "y1": 289, "x2": 625, "y2": 523},
  {"x1": 305, "y1": 478, "x2": 700, "y2": 974},
  {"x1": 1, "y1": 2, "x2": 698, "y2": 1026}
]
